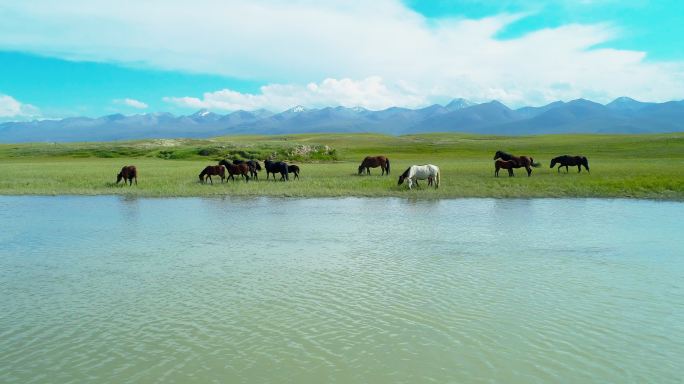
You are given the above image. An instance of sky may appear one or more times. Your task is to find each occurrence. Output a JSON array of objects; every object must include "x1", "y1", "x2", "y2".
[{"x1": 1, "y1": 0, "x2": 683, "y2": 121}]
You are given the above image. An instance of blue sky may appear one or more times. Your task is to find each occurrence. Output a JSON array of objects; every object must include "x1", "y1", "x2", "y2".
[{"x1": 1, "y1": 0, "x2": 683, "y2": 121}]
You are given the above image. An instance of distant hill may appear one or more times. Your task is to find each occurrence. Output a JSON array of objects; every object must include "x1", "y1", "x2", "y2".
[{"x1": 2, "y1": 97, "x2": 684, "y2": 142}]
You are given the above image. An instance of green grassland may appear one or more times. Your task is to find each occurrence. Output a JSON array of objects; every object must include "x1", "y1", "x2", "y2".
[{"x1": 0, "y1": 133, "x2": 682, "y2": 199}]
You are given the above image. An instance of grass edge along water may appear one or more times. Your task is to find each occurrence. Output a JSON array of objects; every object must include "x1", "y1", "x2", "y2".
[{"x1": 0, "y1": 132, "x2": 682, "y2": 199}]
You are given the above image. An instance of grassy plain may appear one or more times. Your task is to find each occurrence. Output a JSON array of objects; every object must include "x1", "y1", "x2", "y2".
[{"x1": 0, "y1": 133, "x2": 682, "y2": 199}]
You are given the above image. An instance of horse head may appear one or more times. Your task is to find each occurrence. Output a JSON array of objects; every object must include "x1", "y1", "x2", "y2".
[
  {"x1": 493, "y1": 151, "x2": 503, "y2": 160},
  {"x1": 398, "y1": 167, "x2": 411, "y2": 185},
  {"x1": 550, "y1": 157, "x2": 558, "y2": 168},
  {"x1": 358, "y1": 165, "x2": 365, "y2": 174},
  {"x1": 116, "y1": 172, "x2": 123, "y2": 184}
]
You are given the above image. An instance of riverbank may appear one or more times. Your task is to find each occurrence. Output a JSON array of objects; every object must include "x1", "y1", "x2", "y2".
[{"x1": 1, "y1": 133, "x2": 682, "y2": 199}]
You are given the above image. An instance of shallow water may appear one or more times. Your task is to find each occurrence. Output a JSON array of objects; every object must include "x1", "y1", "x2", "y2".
[{"x1": 1, "y1": 196, "x2": 682, "y2": 383}]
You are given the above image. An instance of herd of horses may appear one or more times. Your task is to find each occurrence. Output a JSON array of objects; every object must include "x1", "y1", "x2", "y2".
[
  {"x1": 196, "y1": 159, "x2": 300, "y2": 184},
  {"x1": 493, "y1": 151, "x2": 589, "y2": 177},
  {"x1": 115, "y1": 151, "x2": 590, "y2": 188}
]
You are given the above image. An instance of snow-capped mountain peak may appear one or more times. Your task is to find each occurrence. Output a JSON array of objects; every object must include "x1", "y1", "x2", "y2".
[{"x1": 289, "y1": 105, "x2": 307, "y2": 113}]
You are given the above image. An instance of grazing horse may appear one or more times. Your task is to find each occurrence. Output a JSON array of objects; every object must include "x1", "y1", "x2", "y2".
[
  {"x1": 494, "y1": 159, "x2": 516, "y2": 177},
  {"x1": 116, "y1": 165, "x2": 137, "y2": 186},
  {"x1": 358, "y1": 156, "x2": 390, "y2": 175},
  {"x1": 287, "y1": 164, "x2": 300, "y2": 180},
  {"x1": 550, "y1": 155, "x2": 590, "y2": 173},
  {"x1": 223, "y1": 163, "x2": 250, "y2": 182},
  {"x1": 264, "y1": 160, "x2": 289, "y2": 181},
  {"x1": 493, "y1": 150, "x2": 540, "y2": 177},
  {"x1": 398, "y1": 164, "x2": 440, "y2": 189},
  {"x1": 199, "y1": 165, "x2": 226, "y2": 184}
]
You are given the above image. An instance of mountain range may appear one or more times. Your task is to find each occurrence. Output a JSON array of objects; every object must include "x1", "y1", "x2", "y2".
[{"x1": 2, "y1": 97, "x2": 683, "y2": 142}]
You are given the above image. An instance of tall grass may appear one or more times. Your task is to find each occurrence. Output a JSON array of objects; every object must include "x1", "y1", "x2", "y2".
[{"x1": 0, "y1": 133, "x2": 682, "y2": 199}]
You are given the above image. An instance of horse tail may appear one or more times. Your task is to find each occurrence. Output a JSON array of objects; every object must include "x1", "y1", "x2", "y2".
[
  {"x1": 583, "y1": 157, "x2": 590, "y2": 172},
  {"x1": 530, "y1": 157, "x2": 541, "y2": 168},
  {"x1": 435, "y1": 168, "x2": 441, "y2": 188},
  {"x1": 386, "y1": 158, "x2": 390, "y2": 174}
]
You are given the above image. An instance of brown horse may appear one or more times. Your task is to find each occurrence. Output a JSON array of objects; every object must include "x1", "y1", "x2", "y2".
[
  {"x1": 493, "y1": 151, "x2": 540, "y2": 177},
  {"x1": 358, "y1": 156, "x2": 390, "y2": 175},
  {"x1": 116, "y1": 165, "x2": 137, "y2": 185},
  {"x1": 199, "y1": 165, "x2": 226, "y2": 184},
  {"x1": 225, "y1": 163, "x2": 250, "y2": 182},
  {"x1": 494, "y1": 159, "x2": 516, "y2": 177}
]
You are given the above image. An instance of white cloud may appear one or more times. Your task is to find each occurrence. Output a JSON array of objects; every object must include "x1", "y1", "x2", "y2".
[
  {"x1": 114, "y1": 98, "x2": 149, "y2": 109},
  {"x1": 0, "y1": 94, "x2": 39, "y2": 119},
  {"x1": 1, "y1": 0, "x2": 684, "y2": 107},
  {"x1": 163, "y1": 77, "x2": 426, "y2": 111}
]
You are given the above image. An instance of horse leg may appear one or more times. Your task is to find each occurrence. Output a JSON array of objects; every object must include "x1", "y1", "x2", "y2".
[
  {"x1": 557, "y1": 166, "x2": 561, "y2": 173},
  {"x1": 208, "y1": 175, "x2": 213, "y2": 184},
  {"x1": 565, "y1": 165, "x2": 569, "y2": 173},
  {"x1": 134, "y1": 176, "x2": 138, "y2": 185},
  {"x1": 495, "y1": 166, "x2": 499, "y2": 177},
  {"x1": 577, "y1": 165, "x2": 581, "y2": 173},
  {"x1": 527, "y1": 166, "x2": 532, "y2": 177}
]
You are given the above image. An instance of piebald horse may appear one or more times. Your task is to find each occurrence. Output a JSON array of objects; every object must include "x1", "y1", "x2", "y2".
[{"x1": 398, "y1": 164, "x2": 440, "y2": 189}]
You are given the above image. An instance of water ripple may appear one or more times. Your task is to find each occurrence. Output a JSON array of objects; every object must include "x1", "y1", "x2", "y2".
[{"x1": 1, "y1": 197, "x2": 682, "y2": 383}]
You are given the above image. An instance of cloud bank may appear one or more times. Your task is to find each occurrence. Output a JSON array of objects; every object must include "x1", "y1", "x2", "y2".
[
  {"x1": 2, "y1": 0, "x2": 684, "y2": 108},
  {"x1": 163, "y1": 77, "x2": 426, "y2": 111},
  {"x1": 0, "y1": 94, "x2": 39, "y2": 120},
  {"x1": 114, "y1": 98, "x2": 149, "y2": 109}
]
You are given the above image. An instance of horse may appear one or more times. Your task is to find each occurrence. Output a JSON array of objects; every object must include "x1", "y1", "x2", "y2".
[
  {"x1": 229, "y1": 159, "x2": 262, "y2": 180},
  {"x1": 116, "y1": 165, "x2": 137, "y2": 186},
  {"x1": 199, "y1": 165, "x2": 226, "y2": 184},
  {"x1": 493, "y1": 150, "x2": 540, "y2": 177},
  {"x1": 224, "y1": 163, "x2": 250, "y2": 182},
  {"x1": 550, "y1": 155, "x2": 590, "y2": 173},
  {"x1": 398, "y1": 164, "x2": 440, "y2": 189},
  {"x1": 220, "y1": 159, "x2": 260, "y2": 180},
  {"x1": 494, "y1": 159, "x2": 516, "y2": 177},
  {"x1": 287, "y1": 164, "x2": 300, "y2": 180},
  {"x1": 264, "y1": 160, "x2": 289, "y2": 181},
  {"x1": 358, "y1": 156, "x2": 390, "y2": 175}
]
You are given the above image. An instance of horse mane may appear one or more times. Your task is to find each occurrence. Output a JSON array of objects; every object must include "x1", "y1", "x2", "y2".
[{"x1": 400, "y1": 167, "x2": 411, "y2": 178}]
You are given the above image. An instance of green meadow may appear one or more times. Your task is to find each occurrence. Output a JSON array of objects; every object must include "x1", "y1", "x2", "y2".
[{"x1": 0, "y1": 133, "x2": 682, "y2": 199}]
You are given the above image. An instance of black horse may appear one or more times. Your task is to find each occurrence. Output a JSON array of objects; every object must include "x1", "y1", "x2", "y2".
[
  {"x1": 550, "y1": 155, "x2": 590, "y2": 173},
  {"x1": 287, "y1": 164, "x2": 300, "y2": 180},
  {"x1": 264, "y1": 160, "x2": 289, "y2": 181}
]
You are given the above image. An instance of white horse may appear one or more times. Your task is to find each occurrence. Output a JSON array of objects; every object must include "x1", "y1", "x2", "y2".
[{"x1": 398, "y1": 164, "x2": 440, "y2": 189}]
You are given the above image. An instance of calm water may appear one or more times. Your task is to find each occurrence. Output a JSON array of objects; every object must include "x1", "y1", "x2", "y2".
[{"x1": 1, "y1": 196, "x2": 682, "y2": 383}]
